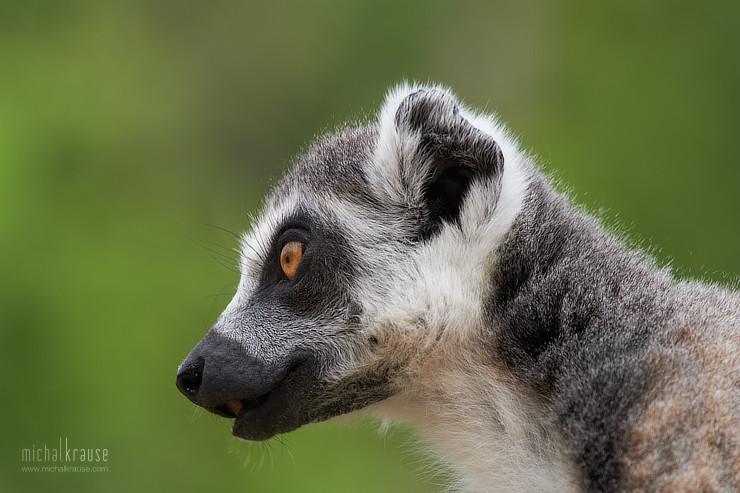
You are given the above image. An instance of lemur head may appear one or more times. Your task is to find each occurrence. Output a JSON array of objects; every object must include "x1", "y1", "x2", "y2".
[{"x1": 176, "y1": 84, "x2": 529, "y2": 441}]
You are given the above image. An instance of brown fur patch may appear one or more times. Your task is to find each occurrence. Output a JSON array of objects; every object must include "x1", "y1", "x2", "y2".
[{"x1": 623, "y1": 294, "x2": 740, "y2": 491}]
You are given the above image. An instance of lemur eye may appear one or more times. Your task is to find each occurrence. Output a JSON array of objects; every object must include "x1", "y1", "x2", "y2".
[{"x1": 280, "y1": 241, "x2": 304, "y2": 280}]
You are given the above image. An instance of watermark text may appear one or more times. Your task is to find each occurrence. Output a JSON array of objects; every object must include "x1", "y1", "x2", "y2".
[{"x1": 20, "y1": 437, "x2": 109, "y2": 473}]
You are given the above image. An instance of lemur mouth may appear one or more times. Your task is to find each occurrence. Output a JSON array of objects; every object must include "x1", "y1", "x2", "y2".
[
  {"x1": 227, "y1": 355, "x2": 321, "y2": 441},
  {"x1": 212, "y1": 394, "x2": 271, "y2": 419}
]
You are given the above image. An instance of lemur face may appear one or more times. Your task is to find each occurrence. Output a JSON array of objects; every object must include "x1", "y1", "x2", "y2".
[{"x1": 176, "y1": 85, "x2": 517, "y2": 440}]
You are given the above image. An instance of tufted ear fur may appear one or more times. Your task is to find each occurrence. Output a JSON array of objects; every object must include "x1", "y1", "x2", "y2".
[{"x1": 373, "y1": 86, "x2": 505, "y2": 240}]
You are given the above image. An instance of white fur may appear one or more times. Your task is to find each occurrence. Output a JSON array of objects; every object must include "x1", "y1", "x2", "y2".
[{"x1": 347, "y1": 85, "x2": 575, "y2": 491}]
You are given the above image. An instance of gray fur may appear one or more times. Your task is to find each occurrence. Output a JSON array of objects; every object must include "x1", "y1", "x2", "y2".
[{"x1": 177, "y1": 84, "x2": 740, "y2": 492}]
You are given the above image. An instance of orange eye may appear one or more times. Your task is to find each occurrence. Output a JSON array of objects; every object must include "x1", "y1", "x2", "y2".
[{"x1": 280, "y1": 241, "x2": 303, "y2": 280}]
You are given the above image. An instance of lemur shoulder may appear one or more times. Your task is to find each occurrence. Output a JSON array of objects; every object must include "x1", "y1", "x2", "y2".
[{"x1": 177, "y1": 84, "x2": 740, "y2": 492}]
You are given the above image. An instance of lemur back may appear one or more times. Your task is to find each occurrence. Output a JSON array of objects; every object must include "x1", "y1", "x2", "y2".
[{"x1": 177, "y1": 84, "x2": 740, "y2": 492}]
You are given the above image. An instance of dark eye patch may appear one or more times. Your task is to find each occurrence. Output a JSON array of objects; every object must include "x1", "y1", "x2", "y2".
[{"x1": 252, "y1": 209, "x2": 358, "y2": 319}]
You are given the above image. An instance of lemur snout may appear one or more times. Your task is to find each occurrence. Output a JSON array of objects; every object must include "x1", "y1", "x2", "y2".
[
  {"x1": 176, "y1": 327, "x2": 321, "y2": 439},
  {"x1": 176, "y1": 330, "x2": 284, "y2": 417}
]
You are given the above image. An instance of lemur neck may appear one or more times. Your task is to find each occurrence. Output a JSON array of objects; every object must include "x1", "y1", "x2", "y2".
[
  {"x1": 486, "y1": 175, "x2": 674, "y2": 489},
  {"x1": 487, "y1": 176, "x2": 664, "y2": 392},
  {"x1": 371, "y1": 349, "x2": 577, "y2": 492}
]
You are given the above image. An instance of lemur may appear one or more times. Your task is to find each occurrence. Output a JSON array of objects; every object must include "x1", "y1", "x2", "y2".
[{"x1": 176, "y1": 84, "x2": 740, "y2": 492}]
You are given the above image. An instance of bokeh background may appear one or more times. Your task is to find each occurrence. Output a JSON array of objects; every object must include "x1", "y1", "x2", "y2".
[{"x1": 1, "y1": 1, "x2": 738, "y2": 492}]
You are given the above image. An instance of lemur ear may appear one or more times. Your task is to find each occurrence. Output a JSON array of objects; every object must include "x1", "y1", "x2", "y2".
[{"x1": 387, "y1": 87, "x2": 504, "y2": 239}]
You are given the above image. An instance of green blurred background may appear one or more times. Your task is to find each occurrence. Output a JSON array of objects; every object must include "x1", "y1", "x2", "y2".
[{"x1": 1, "y1": 1, "x2": 738, "y2": 491}]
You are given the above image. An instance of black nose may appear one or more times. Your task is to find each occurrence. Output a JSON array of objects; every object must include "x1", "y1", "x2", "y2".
[{"x1": 176, "y1": 356, "x2": 204, "y2": 399}]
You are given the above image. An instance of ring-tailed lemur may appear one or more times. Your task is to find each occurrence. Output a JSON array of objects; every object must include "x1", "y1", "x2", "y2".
[{"x1": 176, "y1": 84, "x2": 740, "y2": 492}]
